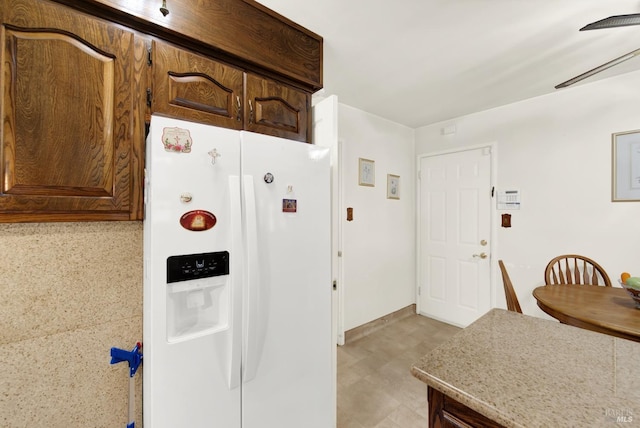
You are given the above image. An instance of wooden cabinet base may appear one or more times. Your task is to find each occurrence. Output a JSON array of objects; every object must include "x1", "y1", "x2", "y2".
[{"x1": 428, "y1": 387, "x2": 505, "y2": 428}]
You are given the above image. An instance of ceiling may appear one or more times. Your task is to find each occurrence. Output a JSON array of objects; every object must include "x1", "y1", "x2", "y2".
[{"x1": 257, "y1": 0, "x2": 640, "y2": 128}]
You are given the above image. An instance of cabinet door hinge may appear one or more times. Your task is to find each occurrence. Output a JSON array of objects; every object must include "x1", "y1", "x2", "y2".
[
  {"x1": 146, "y1": 88, "x2": 152, "y2": 107},
  {"x1": 147, "y1": 45, "x2": 153, "y2": 66}
]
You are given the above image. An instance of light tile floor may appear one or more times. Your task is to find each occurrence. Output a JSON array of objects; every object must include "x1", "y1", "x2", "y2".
[{"x1": 337, "y1": 314, "x2": 461, "y2": 428}]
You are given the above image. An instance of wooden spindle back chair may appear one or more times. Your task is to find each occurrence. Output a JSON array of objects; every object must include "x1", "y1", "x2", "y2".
[
  {"x1": 498, "y1": 260, "x2": 522, "y2": 313},
  {"x1": 544, "y1": 254, "x2": 611, "y2": 287}
]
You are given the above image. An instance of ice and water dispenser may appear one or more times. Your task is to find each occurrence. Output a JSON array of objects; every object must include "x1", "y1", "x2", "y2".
[{"x1": 166, "y1": 251, "x2": 230, "y2": 342}]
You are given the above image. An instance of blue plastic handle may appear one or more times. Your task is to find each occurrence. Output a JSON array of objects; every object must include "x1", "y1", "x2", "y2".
[{"x1": 110, "y1": 342, "x2": 143, "y2": 377}]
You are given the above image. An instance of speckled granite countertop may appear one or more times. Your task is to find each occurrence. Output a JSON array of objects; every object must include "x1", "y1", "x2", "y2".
[{"x1": 411, "y1": 309, "x2": 640, "y2": 427}]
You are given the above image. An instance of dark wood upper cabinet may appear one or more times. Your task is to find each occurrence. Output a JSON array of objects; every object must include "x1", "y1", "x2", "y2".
[
  {"x1": 51, "y1": 0, "x2": 323, "y2": 91},
  {"x1": 0, "y1": 0, "x2": 144, "y2": 222},
  {"x1": 245, "y1": 73, "x2": 310, "y2": 143},
  {"x1": 152, "y1": 40, "x2": 244, "y2": 130},
  {"x1": 152, "y1": 41, "x2": 310, "y2": 142}
]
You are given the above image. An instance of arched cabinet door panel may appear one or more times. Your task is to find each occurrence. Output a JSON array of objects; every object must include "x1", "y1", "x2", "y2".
[
  {"x1": 152, "y1": 40, "x2": 244, "y2": 130},
  {"x1": 245, "y1": 73, "x2": 310, "y2": 143},
  {"x1": 1, "y1": 0, "x2": 141, "y2": 222}
]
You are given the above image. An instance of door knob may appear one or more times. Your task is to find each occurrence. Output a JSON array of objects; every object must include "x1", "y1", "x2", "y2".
[{"x1": 473, "y1": 252, "x2": 488, "y2": 259}]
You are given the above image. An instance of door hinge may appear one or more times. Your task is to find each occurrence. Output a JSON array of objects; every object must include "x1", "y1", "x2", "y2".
[
  {"x1": 491, "y1": 186, "x2": 495, "y2": 197},
  {"x1": 418, "y1": 170, "x2": 421, "y2": 180},
  {"x1": 147, "y1": 44, "x2": 153, "y2": 66},
  {"x1": 332, "y1": 280, "x2": 337, "y2": 290},
  {"x1": 146, "y1": 88, "x2": 152, "y2": 107},
  {"x1": 418, "y1": 286, "x2": 421, "y2": 296}
]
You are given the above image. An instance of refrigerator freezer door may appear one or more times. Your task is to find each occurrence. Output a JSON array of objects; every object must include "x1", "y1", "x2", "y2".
[
  {"x1": 240, "y1": 131, "x2": 333, "y2": 428},
  {"x1": 144, "y1": 115, "x2": 243, "y2": 428}
]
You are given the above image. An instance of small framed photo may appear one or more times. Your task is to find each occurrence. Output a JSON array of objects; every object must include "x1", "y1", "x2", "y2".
[
  {"x1": 612, "y1": 130, "x2": 640, "y2": 201},
  {"x1": 282, "y1": 199, "x2": 297, "y2": 213},
  {"x1": 358, "y1": 158, "x2": 375, "y2": 187},
  {"x1": 387, "y1": 174, "x2": 400, "y2": 199}
]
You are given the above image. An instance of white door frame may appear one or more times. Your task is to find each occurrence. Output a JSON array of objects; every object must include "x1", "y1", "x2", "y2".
[{"x1": 415, "y1": 143, "x2": 498, "y2": 317}]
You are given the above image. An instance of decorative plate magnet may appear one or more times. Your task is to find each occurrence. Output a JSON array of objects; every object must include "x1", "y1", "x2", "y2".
[
  {"x1": 180, "y1": 210, "x2": 217, "y2": 231},
  {"x1": 162, "y1": 126, "x2": 192, "y2": 153},
  {"x1": 264, "y1": 173, "x2": 274, "y2": 184}
]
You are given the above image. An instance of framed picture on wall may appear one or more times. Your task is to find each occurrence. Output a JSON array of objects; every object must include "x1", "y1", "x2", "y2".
[
  {"x1": 612, "y1": 130, "x2": 640, "y2": 201},
  {"x1": 358, "y1": 158, "x2": 375, "y2": 186},
  {"x1": 387, "y1": 174, "x2": 400, "y2": 199}
]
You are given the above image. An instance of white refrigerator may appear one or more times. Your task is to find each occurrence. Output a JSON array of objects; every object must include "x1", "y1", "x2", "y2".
[{"x1": 143, "y1": 115, "x2": 333, "y2": 428}]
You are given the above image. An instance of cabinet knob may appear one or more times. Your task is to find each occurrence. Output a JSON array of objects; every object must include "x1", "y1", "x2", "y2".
[{"x1": 159, "y1": 0, "x2": 169, "y2": 16}]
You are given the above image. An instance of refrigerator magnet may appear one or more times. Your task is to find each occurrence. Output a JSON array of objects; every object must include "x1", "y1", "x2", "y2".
[
  {"x1": 282, "y1": 199, "x2": 297, "y2": 213},
  {"x1": 161, "y1": 126, "x2": 193, "y2": 153},
  {"x1": 180, "y1": 193, "x2": 193, "y2": 203},
  {"x1": 180, "y1": 210, "x2": 217, "y2": 231}
]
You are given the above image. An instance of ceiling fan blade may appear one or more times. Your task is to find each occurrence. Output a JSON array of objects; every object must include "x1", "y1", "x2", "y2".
[
  {"x1": 555, "y1": 47, "x2": 640, "y2": 89},
  {"x1": 580, "y1": 13, "x2": 640, "y2": 31}
]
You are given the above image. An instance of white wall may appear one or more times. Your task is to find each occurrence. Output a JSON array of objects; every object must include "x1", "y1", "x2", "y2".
[
  {"x1": 339, "y1": 103, "x2": 416, "y2": 330},
  {"x1": 415, "y1": 70, "x2": 640, "y2": 317}
]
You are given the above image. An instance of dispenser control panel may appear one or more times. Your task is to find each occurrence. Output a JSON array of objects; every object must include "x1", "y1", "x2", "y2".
[{"x1": 167, "y1": 251, "x2": 229, "y2": 283}]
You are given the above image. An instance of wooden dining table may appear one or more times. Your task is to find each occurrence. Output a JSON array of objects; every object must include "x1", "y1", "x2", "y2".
[{"x1": 532, "y1": 284, "x2": 640, "y2": 342}]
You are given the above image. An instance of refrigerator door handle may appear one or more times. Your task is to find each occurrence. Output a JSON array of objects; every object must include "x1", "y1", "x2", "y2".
[
  {"x1": 228, "y1": 175, "x2": 242, "y2": 391},
  {"x1": 242, "y1": 175, "x2": 264, "y2": 383}
]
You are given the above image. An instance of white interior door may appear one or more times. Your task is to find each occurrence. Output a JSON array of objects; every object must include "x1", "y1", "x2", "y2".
[
  {"x1": 312, "y1": 95, "x2": 343, "y2": 346},
  {"x1": 418, "y1": 147, "x2": 492, "y2": 327},
  {"x1": 312, "y1": 94, "x2": 340, "y2": 428}
]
